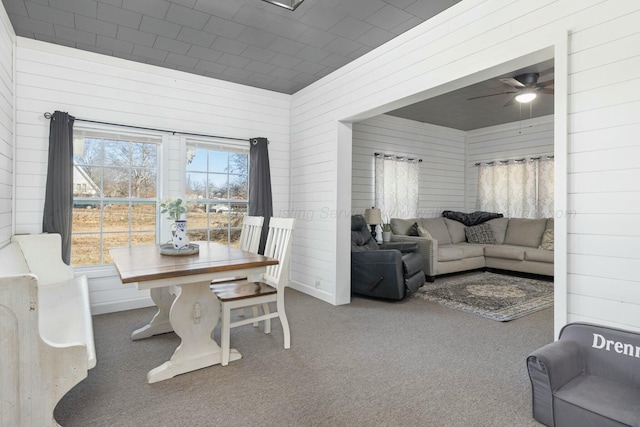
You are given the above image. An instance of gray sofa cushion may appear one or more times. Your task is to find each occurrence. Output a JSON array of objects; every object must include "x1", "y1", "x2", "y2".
[
  {"x1": 439, "y1": 243, "x2": 484, "y2": 262},
  {"x1": 525, "y1": 248, "x2": 554, "y2": 263},
  {"x1": 486, "y1": 217, "x2": 509, "y2": 244},
  {"x1": 484, "y1": 244, "x2": 526, "y2": 261},
  {"x1": 504, "y1": 218, "x2": 547, "y2": 248},
  {"x1": 444, "y1": 218, "x2": 466, "y2": 243},
  {"x1": 420, "y1": 217, "x2": 452, "y2": 245}
]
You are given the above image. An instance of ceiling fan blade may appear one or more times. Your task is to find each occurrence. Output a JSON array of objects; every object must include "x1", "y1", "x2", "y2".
[
  {"x1": 499, "y1": 77, "x2": 525, "y2": 88},
  {"x1": 539, "y1": 88, "x2": 554, "y2": 95},
  {"x1": 467, "y1": 91, "x2": 517, "y2": 100},
  {"x1": 539, "y1": 79, "x2": 554, "y2": 87}
]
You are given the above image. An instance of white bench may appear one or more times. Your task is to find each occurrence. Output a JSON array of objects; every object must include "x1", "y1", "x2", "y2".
[{"x1": 0, "y1": 233, "x2": 96, "y2": 427}]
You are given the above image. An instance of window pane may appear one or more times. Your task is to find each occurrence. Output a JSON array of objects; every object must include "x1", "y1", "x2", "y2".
[
  {"x1": 73, "y1": 165, "x2": 102, "y2": 197},
  {"x1": 73, "y1": 203, "x2": 101, "y2": 232},
  {"x1": 187, "y1": 229, "x2": 209, "y2": 242},
  {"x1": 229, "y1": 153, "x2": 247, "y2": 174},
  {"x1": 229, "y1": 174, "x2": 247, "y2": 199},
  {"x1": 131, "y1": 142, "x2": 157, "y2": 168},
  {"x1": 132, "y1": 168, "x2": 157, "y2": 198},
  {"x1": 104, "y1": 140, "x2": 130, "y2": 166},
  {"x1": 103, "y1": 204, "x2": 130, "y2": 232},
  {"x1": 209, "y1": 206, "x2": 230, "y2": 228},
  {"x1": 208, "y1": 229, "x2": 229, "y2": 245},
  {"x1": 186, "y1": 203, "x2": 208, "y2": 229},
  {"x1": 72, "y1": 234, "x2": 102, "y2": 266},
  {"x1": 209, "y1": 150, "x2": 228, "y2": 172},
  {"x1": 75, "y1": 138, "x2": 104, "y2": 166},
  {"x1": 103, "y1": 167, "x2": 130, "y2": 197},
  {"x1": 229, "y1": 228, "x2": 241, "y2": 247},
  {"x1": 208, "y1": 174, "x2": 228, "y2": 199},
  {"x1": 131, "y1": 203, "x2": 156, "y2": 231},
  {"x1": 187, "y1": 172, "x2": 207, "y2": 199},
  {"x1": 186, "y1": 147, "x2": 208, "y2": 172}
]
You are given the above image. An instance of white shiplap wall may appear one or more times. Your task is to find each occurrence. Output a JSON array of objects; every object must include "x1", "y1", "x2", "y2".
[
  {"x1": 352, "y1": 114, "x2": 466, "y2": 219},
  {"x1": 291, "y1": 0, "x2": 640, "y2": 332},
  {"x1": 0, "y1": 6, "x2": 13, "y2": 247},
  {"x1": 14, "y1": 38, "x2": 291, "y2": 314},
  {"x1": 466, "y1": 115, "x2": 554, "y2": 208}
]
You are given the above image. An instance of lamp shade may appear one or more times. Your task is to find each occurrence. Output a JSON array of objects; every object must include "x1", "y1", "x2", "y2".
[{"x1": 364, "y1": 208, "x2": 382, "y2": 225}]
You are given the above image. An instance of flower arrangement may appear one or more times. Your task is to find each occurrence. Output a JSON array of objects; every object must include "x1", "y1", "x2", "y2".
[
  {"x1": 160, "y1": 197, "x2": 188, "y2": 222},
  {"x1": 381, "y1": 215, "x2": 391, "y2": 232}
]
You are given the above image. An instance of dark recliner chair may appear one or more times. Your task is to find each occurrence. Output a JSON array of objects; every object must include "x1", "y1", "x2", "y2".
[{"x1": 351, "y1": 215, "x2": 426, "y2": 300}]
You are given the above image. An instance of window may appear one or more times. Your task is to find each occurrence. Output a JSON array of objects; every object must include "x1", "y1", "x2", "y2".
[
  {"x1": 185, "y1": 141, "x2": 249, "y2": 246},
  {"x1": 375, "y1": 154, "x2": 419, "y2": 219},
  {"x1": 476, "y1": 157, "x2": 554, "y2": 218},
  {"x1": 72, "y1": 128, "x2": 160, "y2": 266}
]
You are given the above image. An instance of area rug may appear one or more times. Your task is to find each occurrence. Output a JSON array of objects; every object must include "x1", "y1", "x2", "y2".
[{"x1": 414, "y1": 272, "x2": 553, "y2": 322}]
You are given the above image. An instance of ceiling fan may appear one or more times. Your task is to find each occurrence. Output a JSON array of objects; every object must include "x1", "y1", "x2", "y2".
[{"x1": 467, "y1": 72, "x2": 554, "y2": 106}]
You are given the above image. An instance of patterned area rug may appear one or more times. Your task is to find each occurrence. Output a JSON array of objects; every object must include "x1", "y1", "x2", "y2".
[{"x1": 414, "y1": 272, "x2": 553, "y2": 322}]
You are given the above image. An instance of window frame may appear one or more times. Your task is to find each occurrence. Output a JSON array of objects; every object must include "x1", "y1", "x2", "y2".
[
  {"x1": 180, "y1": 136, "x2": 250, "y2": 247},
  {"x1": 71, "y1": 123, "x2": 163, "y2": 268}
]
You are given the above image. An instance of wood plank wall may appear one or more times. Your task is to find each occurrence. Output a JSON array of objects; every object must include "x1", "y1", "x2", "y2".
[
  {"x1": 352, "y1": 114, "x2": 466, "y2": 218},
  {"x1": 13, "y1": 39, "x2": 290, "y2": 314},
  {"x1": 0, "y1": 6, "x2": 13, "y2": 247}
]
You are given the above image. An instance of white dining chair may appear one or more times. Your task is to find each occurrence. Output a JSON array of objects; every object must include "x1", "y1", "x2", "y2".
[
  {"x1": 238, "y1": 215, "x2": 264, "y2": 253},
  {"x1": 211, "y1": 215, "x2": 263, "y2": 286},
  {"x1": 212, "y1": 217, "x2": 295, "y2": 366}
]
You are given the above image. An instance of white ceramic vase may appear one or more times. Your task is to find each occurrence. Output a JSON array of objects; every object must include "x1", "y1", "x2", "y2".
[
  {"x1": 382, "y1": 231, "x2": 391, "y2": 243},
  {"x1": 172, "y1": 220, "x2": 190, "y2": 250}
]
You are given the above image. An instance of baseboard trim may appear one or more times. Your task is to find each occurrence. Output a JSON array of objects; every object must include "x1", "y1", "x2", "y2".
[{"x1": 91, "y1": 296, "x2": 154, "y2": 315}]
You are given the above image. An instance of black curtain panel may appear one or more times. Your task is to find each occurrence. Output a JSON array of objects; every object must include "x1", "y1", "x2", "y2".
[
  {"x1": 42, "y1": 111, "x2": 75, "y2": 265},
  {"x1": 248, "y1": 137, "x2": 273, "y2": 254}
]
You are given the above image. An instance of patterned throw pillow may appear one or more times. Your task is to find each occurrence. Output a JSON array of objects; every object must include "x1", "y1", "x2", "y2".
[
  {"x1": 417, "y1": 226, "x2": 433, "y2": 239},
  {"x1": 539, "y1": 228, "x2": 554, "y2": 250},
  {"x1": 407, "y1": 222, "x2": 420, "y2": 236},
  {"x1": 465, "y1": 223, "x2": 496, "y2": 244}
]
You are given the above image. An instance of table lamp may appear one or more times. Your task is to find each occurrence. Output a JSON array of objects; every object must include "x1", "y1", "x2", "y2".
[{"x1": 363, "y1": 207, "x2": 382, "y2": 241}]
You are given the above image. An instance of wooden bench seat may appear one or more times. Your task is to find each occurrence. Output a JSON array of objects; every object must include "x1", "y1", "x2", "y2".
[{"x1": 0, "y1": 234, "x2": 96, "y2": 427}]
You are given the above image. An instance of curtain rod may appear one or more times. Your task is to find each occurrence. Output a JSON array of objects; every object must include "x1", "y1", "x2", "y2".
[
  {"x1": 474, "y1": 155, "x2": 554, "y2": 166},
  {"x1": 374, "y1": 152, "x2": 422, "y2": 162},
  {"x1": 43, "y1": 112, "x2": 250, "y2": 142}
]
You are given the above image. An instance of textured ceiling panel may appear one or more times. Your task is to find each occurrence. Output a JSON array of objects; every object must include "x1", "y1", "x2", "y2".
[{"x1": 3, "y1": 0, "x2": 554, "y2": 130}]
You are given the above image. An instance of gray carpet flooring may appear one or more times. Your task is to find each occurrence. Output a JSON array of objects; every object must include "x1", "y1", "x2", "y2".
[{"x1": 55, "y1": 279, "x2": 552, "y2": 426}]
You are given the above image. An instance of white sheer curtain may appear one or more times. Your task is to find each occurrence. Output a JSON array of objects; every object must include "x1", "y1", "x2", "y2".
[
  {"x1": 375, "y1": 155, "x2": 419, "y2": 219},
  {"x1": 476, "y1": 157, "x2": 554, "y2": 218}
]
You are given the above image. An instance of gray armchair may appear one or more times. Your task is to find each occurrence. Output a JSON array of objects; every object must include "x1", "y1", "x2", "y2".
[
  {"x1": 351, "y1": 215, "x2": 425, "y2": 300},
  {"x1": 527, "y1": 322, "x2": 640, "y2": 426}
]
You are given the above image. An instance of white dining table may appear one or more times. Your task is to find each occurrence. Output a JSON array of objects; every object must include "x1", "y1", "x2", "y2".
[{"x1": 110, "y1": 242, "x2": 278, "y2": 383}]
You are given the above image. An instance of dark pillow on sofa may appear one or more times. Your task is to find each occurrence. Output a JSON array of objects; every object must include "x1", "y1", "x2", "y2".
[
  {"x1": 465, "y1": 223, "x2": 496, "y2": 244},
  {"x1": 442, "y1": 210, "x2": 504, "y2": 226},
  {"x1": 407, "y1": 222, "x2": 420, "y2": 236}
]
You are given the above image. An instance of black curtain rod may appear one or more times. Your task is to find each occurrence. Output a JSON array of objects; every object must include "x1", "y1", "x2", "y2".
[
  {"x1": 374, "y1": 152, "x2": 422, "y2": 162},
  {"x1": 43, "y1": 112, "x2": 249, "y2": 142}
]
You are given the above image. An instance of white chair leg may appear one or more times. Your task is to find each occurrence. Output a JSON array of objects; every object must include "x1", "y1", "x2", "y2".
[
  {"x1": 262, "y1": 303, "x2": 271, "y2": 334},
  {"x1": 277, "y1": 297, "x2": 291, "y2": 349},
  {"x1": 252, "y1": 306, "x2": 259, "y2": 327},
  {"x1": 221, "y1": 304, "x2": 231, "y2": 366}
]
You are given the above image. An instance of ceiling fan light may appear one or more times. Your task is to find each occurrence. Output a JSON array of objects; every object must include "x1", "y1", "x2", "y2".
[
  {"x1": 261, "y1": 0, "x2": 305, "y2": 10},
  {"x1": 515, "y1": 92, "x2": 537, "y2": 103}
]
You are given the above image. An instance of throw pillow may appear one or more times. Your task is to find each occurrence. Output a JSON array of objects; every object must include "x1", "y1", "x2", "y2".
[
  {"x1": 407, "y1": 222, "x2": 420, "y2": 236},
  {"x1": 465, "y1": 223, "x2": 496, "y2": 244},
  {"x1": 417, "y1": 226, "x2": 433, "y2": 239},
  {"x1": 539, "y1": 228, "x2": 554, "y2": 250}
]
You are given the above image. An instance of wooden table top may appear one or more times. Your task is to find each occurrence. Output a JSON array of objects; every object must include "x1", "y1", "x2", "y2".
[{"x1": 110, "y1": 242, "x2": 278, "y2": 284}]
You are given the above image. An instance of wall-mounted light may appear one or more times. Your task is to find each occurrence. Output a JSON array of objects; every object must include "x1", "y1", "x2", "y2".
[
  {"x1": 515, "y1": 91, "x2": 537, "y2": 103},
  {"x1": 261, "y1": 0, "x2": 305, "y2": 11}
]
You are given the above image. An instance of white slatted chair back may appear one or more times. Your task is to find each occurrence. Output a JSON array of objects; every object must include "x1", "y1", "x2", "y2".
[
  {"x1": 238, "y1": 216, "x2": 264, "y2": 253},
  {"x1": 262, "y1": 217, "x2": 295, "y2": 288}
]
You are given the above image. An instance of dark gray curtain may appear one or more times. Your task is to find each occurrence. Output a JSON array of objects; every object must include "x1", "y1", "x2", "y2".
[
  {"x1": 42, "y1": 111, "x2": 75, "y2": 264},
  {"x1": 249, "y1": 137, "x2": 273, "y2": 254}
]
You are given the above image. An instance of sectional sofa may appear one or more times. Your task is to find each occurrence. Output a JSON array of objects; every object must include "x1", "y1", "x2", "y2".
[{"x1": 390, "y1": 215, "x2": 554, "y2": 281}]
